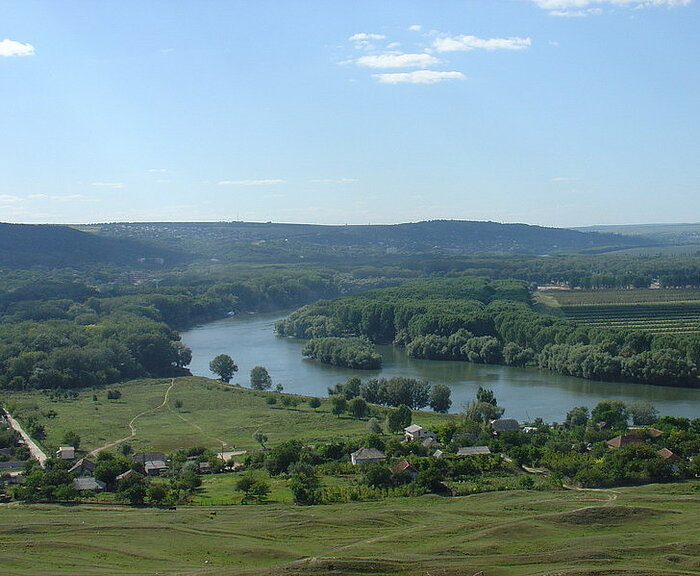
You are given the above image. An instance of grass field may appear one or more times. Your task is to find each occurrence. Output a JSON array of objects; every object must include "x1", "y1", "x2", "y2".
[
  {"x1": 0, "y1": 377, "x2": 449, "y2": 455},
  {"x1": 1, "y1": 481, "x2": 699, "y2": 575},
  {"x1": 536, "y1": 289, "x2": 700, "y2": 334}
]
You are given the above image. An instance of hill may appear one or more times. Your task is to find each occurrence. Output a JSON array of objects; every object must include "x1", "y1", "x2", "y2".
[
  {"x1": 576, "y1": 222, "x2": 700, "y2": 246},
  {"x1": 86, "y1": 220, "x2": 657, "y2": 261},
  {"x1": 0, "y1": 222, "x2": 184, "y2": 268}
]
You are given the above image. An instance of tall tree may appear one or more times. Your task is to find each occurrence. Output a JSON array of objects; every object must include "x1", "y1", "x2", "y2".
[
  {"x1": 249, "y1": 366, "x2": 272, "y2": 390},
  {"x1": 209, "y1": 354, "x2": 238, "y2": 383}
]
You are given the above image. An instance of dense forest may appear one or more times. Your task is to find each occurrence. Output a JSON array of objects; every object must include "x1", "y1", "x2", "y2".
[{"x1": 276, "y1": 277, "x2": 700, "y2": 388}]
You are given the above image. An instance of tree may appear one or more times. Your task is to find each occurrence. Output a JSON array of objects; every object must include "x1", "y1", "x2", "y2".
[
  {"x1": 387, "y1": 404, "x2": 412, "y2": 433},
  {"x1": 253, "y1": 430, "x2": 268, "y2": 449},
  {"x1": 628, "y1": 401, "x2": 659, "y2": 426},
  {"x1": 367, "y1": 417, "x2": 382, "y2": 435},
  {"x1": 564, "y1": 406, "x2": 589, "y2": 428},
  {"x1": 288, "y1": 463, "x2": 320, "y2": 505},
  {"x1": 309, "y1": 397, "x2": 321, "y2": 410},
  {"x1": 476, "y1": 386, "x2": 497, "y2": 406},
  {"x1": 591, "y1": 400, "x2": 629, "y2": 430},
  {"x1": 331, "y1": 395, "x2": 347, "y2": 418},
  {"x1": 209, "y1": 354, "x2": 238, "y2": 383},
  {"x1": 348, "y1": 397, "x2": 369, "y2": 419},
  {"x1": 235, "y1": 475, "x2": 270, "y2": 503},
  {"x1": 429, "y1": 384, "x2": 452, "y2": 413},
  {"x1": 63, "y1": 430, "x2": 81, "y2": 451},
  {"x1": 250, "y1": 366, "x2": 272, "y2": 390}
]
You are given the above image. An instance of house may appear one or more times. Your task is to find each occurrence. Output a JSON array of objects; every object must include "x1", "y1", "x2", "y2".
[
  {"x1": 404, "y1": 424, "x2": 435, "y2": 442},
  {"x1": 389, "y1": 459, "x2": 418, "y2": 479},
  {"x1": 657, "y1": 448, "x2": 681, "y2": 462},
  {"x1": 457, "y1": 446, "x2": 492, "y2": 456},
  {"x1": 144, "y1": 460, "x2": 168, "y2": 476},
  {"x1": 606, "y1": 434, "x2": 643, "y2": 449},
  {"x1": 73, "y1": 477, "x2": 106, "y2": 491},
  {"x1": 490, "y1": 419, "x2": 520, "y2": 433},
  {"x1": 132, "y1": 452, "x2": 167, "y2": 465},
  {"x1": 421, "y1": 437, "x2": 441, "y2": 449},
  {"x1": 116, "y1": 469, "x2": 142, "y2": 482},
  {"x1": 56, "y1": 446, "x2": 75, "y2": 460},
  {"x1": 350, "y1": 447, "x2": 387, "y2": 465},
  {"x1": 68, "y1": 458, "x2": 96, "y2": 476},
  {"x1": 628, "y1": 427, "x2": 665, "y2": 438},
  {"x1": 433, "y1": 449, "x2": 444, "y2": 459}
]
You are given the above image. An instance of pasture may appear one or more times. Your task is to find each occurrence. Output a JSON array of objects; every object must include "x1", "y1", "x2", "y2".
[
  {"x1": 537, "y1": 288, "x2": 700, "y2": 334},
  {"x1": 0, "y1": 377, "x2": 448, "y2": 455},
  {"x1": 1, "y1": 481, "x2": 698, "y2": 575}
]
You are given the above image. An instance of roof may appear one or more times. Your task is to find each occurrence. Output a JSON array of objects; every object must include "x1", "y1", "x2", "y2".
[
  {"x1": 133, "y1": 452, "x2": 166, "y2": 464},
  {"x1": 490, "y1": 419, "x2": 520, "y2": 432},
  {"x1": 144, "y1": 460, "x2": 168, "y2": 472},
  {"x1": 73, "y1": 477, "x2": 106, "y2": 491},
  {"x1": 422, "y1": 437, "x2": 440, "y2": 448},
  {"x1": 433, "y1": 449, "x2": 444, "y2": 459},
  {"x1": 606, "y1": 434, "x2": 643, "y2": 449},
  {"x1": 628, "y1": 427, "x2": 665, "y2": 438},
  {"x1": 390, "y1": 459, "x2": 417, "y2": 475},
  {"x1": 404, "y1": 424, "x2": 424, "y2": 434},
  {"x1": 116, "y1": 469, "x2": 142, "y2": 482},
  {"x1": 657, "y1": 448, "x2": 681, "y2": 461},
  {"x1": 351, "y1": 447, "x2": 386, "y2": 461},
  {"x1": 68, "y1": 458, "x2": 96, "y2": 475},
  {"x1": 457, "y1": 446, "x2": 492, "y2": 456}
]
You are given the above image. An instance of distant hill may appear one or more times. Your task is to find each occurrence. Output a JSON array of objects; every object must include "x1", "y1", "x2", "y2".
[
  {"x1": 576, "y1": 223, "x2": 700, "y2": 246},
  {"x1": 0, "y1": 223, "x2": 183, "y2": 268},
  {"x1": 87, "y1": 220, "x2": 658, "y2": 260}
]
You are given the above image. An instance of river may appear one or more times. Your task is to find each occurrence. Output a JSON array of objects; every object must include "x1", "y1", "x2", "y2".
[{"x1": 181, "y1": 312, "x2": 700, "y2": 422}]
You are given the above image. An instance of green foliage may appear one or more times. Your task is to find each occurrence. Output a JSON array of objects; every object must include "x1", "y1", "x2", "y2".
[
  {"x1": 62, "y1": 430, "x2": 81, "y2": 450},
  {"x1": 209, "y1": 354, "x2": 238, "y2": 383},
  {"x1": 429, "y1": 384, "x2": 452, "y2": 413},
  {"x1": 249, "y1": 366, "x2": 272, "y2": 390},
  {"x1": 302, "y1": 337, "x2": 382, "y2": 370},
  {"x1": 591, "y1": 400, "x2": 629, "y2": 430},
  {"x1": 628, "y1": 401, "x2": 659, "y2": 426},
  {"x1": 387, "y1": 404, "x2": 412, "y2": 434},
  {"x1": 348, "y1": 397, "x2": 369, "y2": 419},
  {"x1": 309, "y1": 397, "x2": 321, "y2": 409},
  {"x1": 331, "y1": 395, "x2": 347, "y2": 417},
  {"x1": 235, "y1": 475, "x2": 271, "y2": 503}
]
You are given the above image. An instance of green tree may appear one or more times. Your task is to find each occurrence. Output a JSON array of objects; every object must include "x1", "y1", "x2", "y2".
[
  {"x1": 209, "y1": 354, "x2": 238, "y2": 383},
  {"x1": 309, "y1": 397, "x2": 321, "y2": 410},
  {"x1": 348, "y1": 397, "x2": 369, "y2": 419},
  {"x1": 564, "y1": 406, "x2": 589, "y2": 428},
  {"x1": 367, "y1": 417, "x2": 382, "y2": 435},
  {"x1": 253, "y1": 430, "x2": 268, "y2": 449},
  {"x1": 628, "y1": 401, "x2": 659, "y2": 426},
  {"x1": 591, "y1": 400, "x2": 629, "y2": 430},
  {"x1": 331, "y1": 395, "x2": 347, "y2": 418},
  {"x1": 63, "y1": 430, "x2": 81, "y2": 451},
  {"x1": 429, "y1": 384, "x2": 452, "y2": 413},
  {"x1": 288, "y1": 463, "x2": 320, "y2": 505},
  {"x1": 236, "y1": 475, "x2": 270, "y2": 503},
  {"x1": 387, "y1": 404, "x2": 412, "y2": 433},
  {"x1": 250, "y1": 366, "x2": 272, "y2": 390}
]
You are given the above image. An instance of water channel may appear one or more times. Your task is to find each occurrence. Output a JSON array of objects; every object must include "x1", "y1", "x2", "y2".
[{"x1": 181, "y1": 312, "x2": 700, "y2": 422}]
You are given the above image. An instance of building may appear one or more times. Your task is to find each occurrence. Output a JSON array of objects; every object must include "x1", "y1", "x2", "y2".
[
  {"x1": 350, "y1": 447, "x2": 387, "y2": 465},
  {"x1": 144, "y1": 460, "x2": 168, "y2": 476},
  {"x1": 404, "y1": 424, "x2": 436, "y2": 442},
  {"x1": 73, "y1": 477, "x2": 106, "y2": 491},
  {"x1": 68, "y1": 458, "x2": 96, "y2": 476},
  {"x1": 56, "y1": 446, "x2": 75, "y2": 460},
  {"x1": 606, "y1": 434, "x2": 643, "y2": 449},
  {"x1": 456, "y1": 446, "x2": 492, "y2": 456},
  {"x1": 490, "y1": 419, "x2": 520, "y2": 434},
  {"x1": 389, "y1": 459, "x2": 418, "y2": 479}
]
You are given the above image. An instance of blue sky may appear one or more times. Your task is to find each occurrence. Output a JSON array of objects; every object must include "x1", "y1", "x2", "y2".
[{"x1": 1, "y1": 0, "x2": 698, "y2": 227}]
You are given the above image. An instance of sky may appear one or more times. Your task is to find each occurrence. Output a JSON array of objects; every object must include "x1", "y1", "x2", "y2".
[{"x1": 1, "y1": 0, "x2": 698, "y2": 227}]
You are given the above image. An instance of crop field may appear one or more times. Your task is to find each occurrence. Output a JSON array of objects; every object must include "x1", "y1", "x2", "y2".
[
  {"x1": 0, "y1": 377, "x2": 448, "y2": 455},
  {"x1": 1, "y1": 481, "x2": 699, "y2": 576},
  {"x1": 538, "y1": 289, "x2": 700, "y2": 334}
]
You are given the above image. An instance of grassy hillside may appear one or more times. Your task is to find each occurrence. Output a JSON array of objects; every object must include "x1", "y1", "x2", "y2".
[
  {"x1": 1, "y1": 481, "x2": 698, "y2": 575},
  {"x1": 2, "y1": 377, "x2": 448, "y2": 454},
  {"x1": 0, "y1": 222, "x2": 183, "y2": 268}
]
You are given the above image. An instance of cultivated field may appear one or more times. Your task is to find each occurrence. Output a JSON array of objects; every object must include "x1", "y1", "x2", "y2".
[
  {"x1": 1, "y1": 377, "x2": 448, "y2": 455},
  {"x1": 537, "y1": 288, "x2": 700, "y2": 334},
  {"x1": 1, "y1": 481, "x2": 698, "y2": 575}
]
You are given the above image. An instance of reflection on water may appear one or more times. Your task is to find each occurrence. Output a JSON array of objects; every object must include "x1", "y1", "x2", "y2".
[{"x1": 181, "y1": 312, "x2": 700, "y2": 422}]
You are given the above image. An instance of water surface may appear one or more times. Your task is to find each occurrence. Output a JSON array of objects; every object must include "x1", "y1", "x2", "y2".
[{"x1": 181, "y1": 313, "x2": 700, "y2": 422}]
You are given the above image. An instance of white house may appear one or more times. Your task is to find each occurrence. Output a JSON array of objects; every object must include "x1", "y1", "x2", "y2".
[
  {"x1": 404, "y1": 424, "x2": 436, "y2": 442},
  {"x1": 350, "y1": 447, "x2": 387, "y2": 465}
]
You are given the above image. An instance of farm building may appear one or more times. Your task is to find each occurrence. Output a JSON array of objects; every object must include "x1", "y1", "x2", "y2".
[{"x1": 350, "y1": 447, "x2": 387, "y2": 465}]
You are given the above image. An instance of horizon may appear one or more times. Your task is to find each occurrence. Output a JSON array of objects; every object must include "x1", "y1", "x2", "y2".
[{"x1": 1, "y1": 1, "x2": 699, "y2": 227}]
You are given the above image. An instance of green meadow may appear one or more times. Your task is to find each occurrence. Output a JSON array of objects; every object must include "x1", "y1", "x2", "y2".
[
  {"x1": 1, "y1": 481, "x2": 698, "y2": 575},
  {"x1": 1, "y1": 377, "x2": 448, "y2": 454}
]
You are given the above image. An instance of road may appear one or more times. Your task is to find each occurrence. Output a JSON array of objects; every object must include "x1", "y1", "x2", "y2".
[{"x1": 2, "y1": 409, "x2": 48, "y2": 468}]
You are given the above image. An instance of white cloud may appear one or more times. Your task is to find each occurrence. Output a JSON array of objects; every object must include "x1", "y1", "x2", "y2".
[
  {"x1": 348, "y1": 33, "x2": 386, "y2": 42},
  {"x1": 218, "y1": 179, "x2": 286, "y2": 186},
  {"x1": 357, "y1": 52, "x2": 439, "y2": 69},
  {"x1": 25, "y1": 193, "x2": 88, "y2": 201},
  {"x1": 147, "y1": 168, "x2": 168, "y2": 173},
  {"x1": 408, "y1": 25, "x2": 423, "y2": 32},
  {"x1": 0, "y1": 194, "x2": 23, "y2": 203},
  {"x1": 433, "y1": 35, "x2": 531, "y2": 52},
  {"x1": 373, "y1": 70, "x2": 466, "y2": 84},
  {"x1": 531, "y1": 0, "x2": 691, "y2": 15},
  {"x1": 0, "y1": 39, "x2": 35, "y2": 57},
  {"x1": 91, "y1": 182, "x2": 124, "y2": 189}
]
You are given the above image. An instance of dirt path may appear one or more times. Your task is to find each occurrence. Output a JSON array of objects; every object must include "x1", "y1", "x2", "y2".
[
  {"x1": 3, "y1": 410, "x2": 48, "y2": 468},
  {"x1": 87, "y1": 379, "x2": 175, "y2": 457}
]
